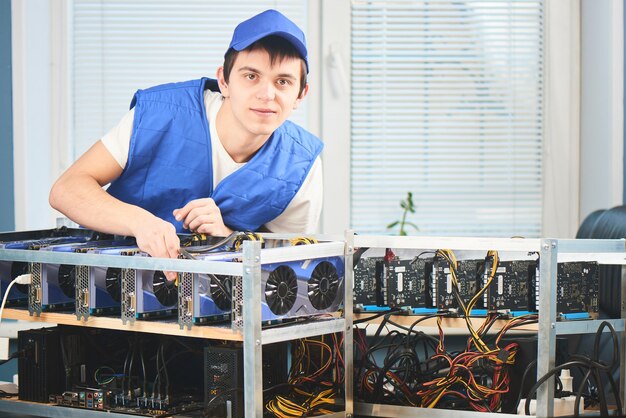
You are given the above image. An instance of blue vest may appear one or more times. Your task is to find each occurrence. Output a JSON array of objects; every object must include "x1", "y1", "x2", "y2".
[{"x1": 107, "y1": 78, "x2": 323, "y2": 232}]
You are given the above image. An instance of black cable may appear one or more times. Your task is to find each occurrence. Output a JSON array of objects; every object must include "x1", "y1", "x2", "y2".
[
  {"x1": 161, "y1": 345, "x2": 170, "y2": 399},
  {"x1": 204, "y1": 387, "x2": 243, "y2": 415},
  {"x1": 524, "y1": 360, "x2": 596, "y2": 415},
  {"x1": 0, "y1": 348, "x2": 26, "y2": 366},
  {"x1": 184, "y1": 231, "x2": 239, "y2": 253},
  {"x1": 127, "y1": 340, "x2": 136, "y2": 397},
  {"x1": 513, "y1": 359, "x2": 537, "y2": 413},
  {"x1": 524, "y1": 321, "x2": 621, "y2": 416},
  {"x1": 140, "y1": 341, "x2": 146, "y2": 397},
  {"x1": 152, "y1": 344, "x2": 161, "y2": 398},
  {"x1": 574, "y1": 368, "x2": 592, "y2": 417},
  {"x1": 353, "y1": 308, "x2": 401, "y2": 325},
  {"x1": 352, "y1": 246, "x2": 370, "y2": 268}
]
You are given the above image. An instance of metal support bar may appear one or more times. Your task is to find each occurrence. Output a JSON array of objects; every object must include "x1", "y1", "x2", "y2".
[
  {"x1": 242, "y1": 241, "x2": 263, "y2": 416},
  {"x1": 536, "y1": 239, "x2": 558, "y2": 418},
  {"x1": 344, "y1": 230, "x2": 355, "y2": 417},
  {"x1": 355, "y1": 402, "x2": 520, "y2": 417},
  {"x1": 555, "y1": 318, "x2": 625, "y2": 335},
  {"x1": 261, "y1": 318, "x2": 345, "y2": 345},
  {"x1": 614, "y1": 266, "x2": 626, "y2": 412}
]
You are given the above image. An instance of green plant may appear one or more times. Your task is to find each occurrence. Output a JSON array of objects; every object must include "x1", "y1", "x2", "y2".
[{"x1": 387, "y1": 192, "x2": 420, "y2": 236}]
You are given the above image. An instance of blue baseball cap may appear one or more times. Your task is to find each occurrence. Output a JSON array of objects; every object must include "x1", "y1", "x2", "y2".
[{"x1": 227, "y1": 9, "x2": 309, "y2": 72}]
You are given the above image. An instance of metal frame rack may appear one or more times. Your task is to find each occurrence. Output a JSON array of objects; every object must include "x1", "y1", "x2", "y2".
[
  {"x1": 0, "y1": 235, "x2": 353, "y2": 418},
  {"x1": 350, "y1": 235, "x2": 626, "y2": 418}
]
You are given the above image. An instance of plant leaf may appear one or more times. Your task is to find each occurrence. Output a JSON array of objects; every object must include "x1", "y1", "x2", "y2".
[
  {"x1": 387, "y1": 221, "x2": 399, "y2": 229},
  {"x1": 405, "y1": 222, "x2": 420, "y2": 231}
]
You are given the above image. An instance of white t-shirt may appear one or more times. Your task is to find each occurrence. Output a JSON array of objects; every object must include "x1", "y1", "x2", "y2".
[{"x1": 101, "y1": 90, "x2": 323, "y2": 233}]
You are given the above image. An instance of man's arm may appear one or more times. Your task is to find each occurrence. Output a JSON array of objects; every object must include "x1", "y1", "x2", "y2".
[{"x1": 49, "y1": 140, "x2": 180, "y2": 279}]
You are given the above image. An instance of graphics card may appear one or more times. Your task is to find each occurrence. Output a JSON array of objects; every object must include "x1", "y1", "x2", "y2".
[
  {"x1": 353, "y1": 256, "x2": 383, "y2": 311},
  {"x1": 384, "y1": 257, "x2": 432, "y2": 311},
  {"x1": 174, "y1": 251, "x2": 238, "y2": 327},
  {"x1": 73, "y1": 246, "x2": 139, "y2": 319},
  {"x1": 29, "y1": 240, "x2": 132, "y2": 317},
  {"x1": 0, "y1": 235, "x2": 89, "y2": 307},
  {"x1": 484, "y1": 260, "x2": 536, "y2": 315},
  {"x1": 37, "y1": 242, "x2": 100, "y2": 312},
  {"x1": 121, "y1": 253, "x2": 179, "y2": 321},
  {"x1": 530, "y1": 261, "x2": 599, "y2": 320},
  {"x1": 432, "y1": 257, "x2": 483, "y2": 314},
  {"x1": 260, "y1": 255, "x2": 345, "y2": 323}
]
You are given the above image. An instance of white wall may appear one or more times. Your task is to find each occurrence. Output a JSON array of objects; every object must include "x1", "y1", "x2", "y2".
[
  {"x1": 11, "y1": 0, "x2": 57, "y2": 229},
  {"x1": 580, "y1": 0, "x2": 624, "y2": 222}
]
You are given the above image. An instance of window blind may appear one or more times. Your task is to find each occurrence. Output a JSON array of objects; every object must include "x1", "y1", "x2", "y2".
[
  {"x1": 351, "y1": 0, "x2": 544, "y2": 237},
  {"x1": 71, "y1": 0, "x2": 308, "y2": 158}
]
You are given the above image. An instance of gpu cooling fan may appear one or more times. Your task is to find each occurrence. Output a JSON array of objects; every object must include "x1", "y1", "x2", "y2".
[
  {"x1": 265, "y1": 265, "x2": 299, "y2": 316},
  {"x1": 105, "y1": 267, "x2": 123, "y2": 303},
  {"x1": 307, "y1": 261, "x2": 340, "y2": 310},
  {"x1": 10, "y1": 261, "x2": 30, "y2": 298},
  {"x1": 57, "y1": 264, "x2": 77, "y2": 299},
  {"x1": 153, "y1": 271, "x2": 178, "y2": 307},
  {"x1": 190, "y1": 251, "x2": 240, "y2": 324},
  {"x1": 209, "y1": 274, "x2": 234, "y2": 312}
]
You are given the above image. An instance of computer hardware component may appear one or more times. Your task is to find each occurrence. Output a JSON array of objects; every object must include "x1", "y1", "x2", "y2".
[
  {"x1": 0, "y1": 235, "x2": 89, "y2": 306},
  {"x1": 73, "y1": 246, "x2": 139, "y2": 319},
  {"x1": 261, "y1": 255, "x2": 345, "y2": 323},
  {"x1": 530, "y1": 261, "x2": 599, "y2": 319},
  {"x1": 121, "y1": 253, "x2": 180, "y2": 322},
  {"x1": 204, "y1": 343, "x2": 288, "y2": 418},
  {"x1": 34, "y1": 240, "x2": 133, "y2": 313},
  {"x1": 18, "y1": 327, "x2": 65, "y2": 403},
  {"x1": 176, "y1": 251, "x2": 239, "y2": 327},
  {"x1": 353, "y1": 256, "x2": 383, "y2": 309},
  {"x1": 384, "y1": 257, "x2": 431, "y2": 309},
  {"x1": 485, "y1": 260, "x2": 536, "y2": 314},
  {"x1": 432, "y1": 257, "x2": 483, "y2": 313}
]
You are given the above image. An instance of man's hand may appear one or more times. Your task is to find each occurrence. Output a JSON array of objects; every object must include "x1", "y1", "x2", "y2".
[
  {"x1": 132, "y1": 216, "x2": 180, "y2": 281},
  {"x1": 173, "y1": 198, "x2": 233, "y2": 236}
]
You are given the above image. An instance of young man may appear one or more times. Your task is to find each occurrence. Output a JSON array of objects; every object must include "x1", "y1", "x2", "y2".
[{"x1": 49, "y1": 10, "x2": 322, "y2": 278}]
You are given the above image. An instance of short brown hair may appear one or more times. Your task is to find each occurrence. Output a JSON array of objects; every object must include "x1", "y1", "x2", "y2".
[{"x1": 223, "y1": 36, "x2": 308, "y2": 97}]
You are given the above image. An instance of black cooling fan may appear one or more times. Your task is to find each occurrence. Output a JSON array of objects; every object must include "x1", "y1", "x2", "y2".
[
  {"x1": 209, "y1": 275, "x2": 233, "y2": 311},
  {"x1": 152, "y1": 271, "x2": 177, "y2": 307},
  {"x1": 58, "y1": 264, "x2": 76, "y2": 298},
  {"x1": 308, "y1": 261, "x2": 339, "y2": 310},
  {"x1": 10, "y1": 261, "x2": 30, "y2": 294},
  {"x1": 105, "y1": 267, "x2": 122, "y2": 302},
  {"x1": 265, "y1": 265, "x2": 298, "y2": 315}
]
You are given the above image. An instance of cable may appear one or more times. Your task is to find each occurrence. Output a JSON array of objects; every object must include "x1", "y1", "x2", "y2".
[
  {"x1": 205, "y1": 387, "x2": 243, "y2": 414},
  {"x1": 161, "y1": 344, "x2": 170, "y2": 400},
  {"x1": 140, "y1": 340, "x2": 147, "y2": 397},
  {"x1": 0, "y1": 273, "x2": 31, "y2": 328},
  {"x1": 181, "y1": 231, "x2": 238, "y2": 253},
  {"x1": 523, "y1": 321, "x2": 622, "y2": 416}
]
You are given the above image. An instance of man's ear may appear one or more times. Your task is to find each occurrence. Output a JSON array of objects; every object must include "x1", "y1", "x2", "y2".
[
  {"x1": 294, "y1": 83, "x2": 309, "y2": 109},
  {"x1": 217, "y1": 67, "x2": 229, "y2": 98}
]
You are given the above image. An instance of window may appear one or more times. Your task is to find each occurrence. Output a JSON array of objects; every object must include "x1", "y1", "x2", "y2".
[
  {"x1": 70, "y1": 0, "x2": 309, "y2": 158},
  {"x1": 349, "y1": 0, "x2": 545, "y2": 237}
]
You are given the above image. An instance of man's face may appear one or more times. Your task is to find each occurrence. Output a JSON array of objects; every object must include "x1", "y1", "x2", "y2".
[{"x1": 218, "y1": 48, "x2": 307, "y2": 138}]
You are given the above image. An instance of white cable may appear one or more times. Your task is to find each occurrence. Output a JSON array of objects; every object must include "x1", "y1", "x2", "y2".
[{"x1": 0, "y1": 274, "x2": 32, "y2": 328}]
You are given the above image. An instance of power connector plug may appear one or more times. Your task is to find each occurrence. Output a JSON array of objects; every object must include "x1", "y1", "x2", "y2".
[
  {"x1": 14, "y1": 274, "x2": 32, "y2": 285},
  {"x1": 518, "y1": 369, "x2": 584, "y2": 416}
]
